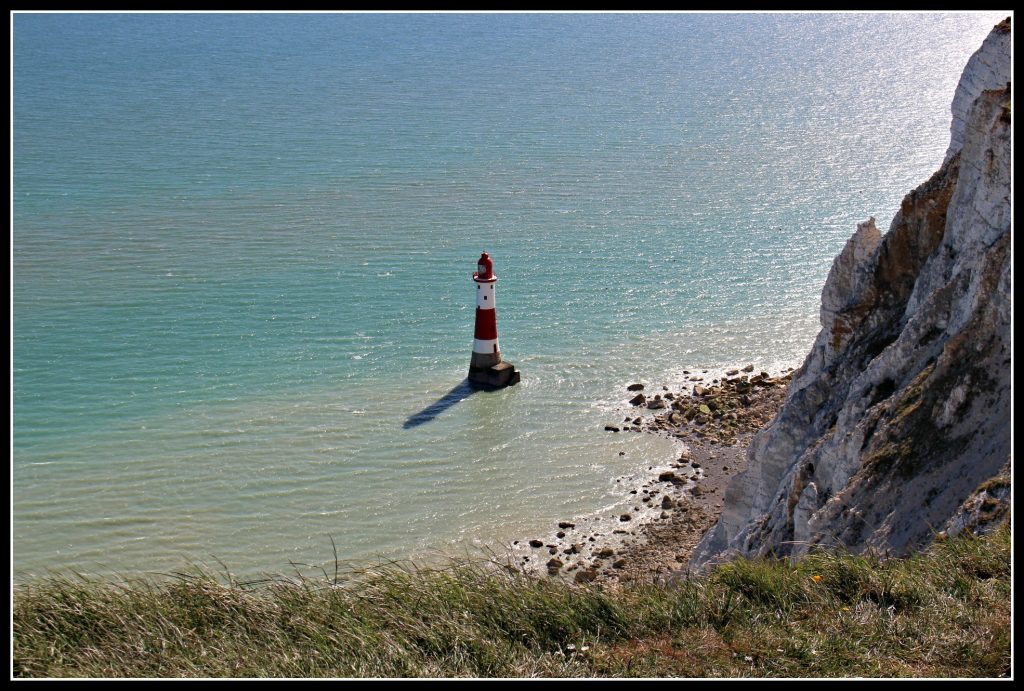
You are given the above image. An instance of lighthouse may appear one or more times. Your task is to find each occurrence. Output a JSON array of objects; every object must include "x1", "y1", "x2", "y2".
[{"x1": 468, "y1": 251, "x2": 520, "y2": 388}]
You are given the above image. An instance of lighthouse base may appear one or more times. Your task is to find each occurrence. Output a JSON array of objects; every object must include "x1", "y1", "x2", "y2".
[
  {"x1": 469, "y1": 361, "x2": 520, "y2": 389},
  {"x1": 470, "y1": 350, "x2": 502, "y2": 370}
]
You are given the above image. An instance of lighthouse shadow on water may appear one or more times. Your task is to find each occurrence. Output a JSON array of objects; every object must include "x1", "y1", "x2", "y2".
[
  {"x1": 402, "y1": 375, "x2": 518, "y2": 429},
  {"x1": 402, "y1": 378, "x2": 479, "y2": 429}
]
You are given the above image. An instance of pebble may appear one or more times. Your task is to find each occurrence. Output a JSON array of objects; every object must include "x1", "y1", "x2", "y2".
[
  {"x1": 574, "y1": 569, "x2": 598, "y2": 583},
  {"x1": 565, "y1": 367, "x2": 791, "y2": 586},
  {"x1": 529, "y1": 539, "x2": 543, "y2": 548}
]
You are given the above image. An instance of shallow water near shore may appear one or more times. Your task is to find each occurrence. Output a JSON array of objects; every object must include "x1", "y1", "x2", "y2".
[{"x1": 13, "y1": 12, "x2": 1006, "y2": 580}]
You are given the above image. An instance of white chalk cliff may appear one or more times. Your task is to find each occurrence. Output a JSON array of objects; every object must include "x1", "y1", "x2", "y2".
[
  {"x1": 692, "y1": 18, "x2": 1011, "y2": 568},
  {"x1": 944, "y1": 21, "x2": 1012, "y2": 164}
]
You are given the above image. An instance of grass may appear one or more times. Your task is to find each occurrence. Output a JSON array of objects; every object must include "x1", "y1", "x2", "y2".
[{"x1": 13, "y1": 524, "x2": 1010, "y2": 678}]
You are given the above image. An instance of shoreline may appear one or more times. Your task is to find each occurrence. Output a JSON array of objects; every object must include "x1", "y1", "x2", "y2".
[
  {"x1": 511, "y1": 366, "x2": 793, "y2": 585},
  {"x1": 12, "y1": 367, "x2": 793, "y2": 588}
]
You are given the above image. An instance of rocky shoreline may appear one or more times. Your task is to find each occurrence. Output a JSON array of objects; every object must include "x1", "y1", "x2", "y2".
[{"x1": 511, "y1": 366, "x2": 793, "y2": 585}]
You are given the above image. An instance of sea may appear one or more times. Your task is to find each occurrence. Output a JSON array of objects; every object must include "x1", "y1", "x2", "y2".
[{"x1": 12, "y1": 11, "x2": 1007, "y2": 581}]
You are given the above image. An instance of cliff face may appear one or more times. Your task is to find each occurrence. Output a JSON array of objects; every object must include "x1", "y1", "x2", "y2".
[
  {"x1": 944, "y1": 19, "x2": 1012, "y2": 164},
  {"x1": 692, "y1": 20, "x2": 1011, "y2": 568}
]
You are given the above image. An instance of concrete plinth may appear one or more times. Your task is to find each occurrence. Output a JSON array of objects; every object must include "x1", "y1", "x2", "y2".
[{"x1": 469, "y1": 361, "x2": 520, "y2": 388}]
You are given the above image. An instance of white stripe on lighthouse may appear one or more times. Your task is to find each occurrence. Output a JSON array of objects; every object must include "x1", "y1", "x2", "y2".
[
  {"x1": 475, "y1": 282, "x2": 496, "y2": 309},
  {"x1": 473, "y1": 338, "x2": 499, "y2": 354}
]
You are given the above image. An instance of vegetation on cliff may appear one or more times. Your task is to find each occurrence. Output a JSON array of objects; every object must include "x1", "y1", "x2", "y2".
[{"x1": 14, "y1": 525, "x2": 1009, "y2": 678}]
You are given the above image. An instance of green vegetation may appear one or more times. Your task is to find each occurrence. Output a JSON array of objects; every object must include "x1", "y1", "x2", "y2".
[
  {"x1": 978, "y1": 474, "x2": 1011, "y2": 494},
  {"x1": 14, "y1": 525, "x2": 1010, "y2": 678}
]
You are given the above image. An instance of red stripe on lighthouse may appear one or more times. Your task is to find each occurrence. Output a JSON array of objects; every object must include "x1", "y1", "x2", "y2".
[{"x1": 474, "y1": 307, "x2": 498, "y2": 340}]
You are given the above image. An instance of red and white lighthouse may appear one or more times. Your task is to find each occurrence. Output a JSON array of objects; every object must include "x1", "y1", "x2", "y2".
[{"x1": 468, "y1": 251, "x2": 520, "y2": 388}]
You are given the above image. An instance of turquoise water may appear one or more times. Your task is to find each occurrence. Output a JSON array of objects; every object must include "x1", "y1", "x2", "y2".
[{"x1": 13, "y1": 12, "x2": 1006, "y2": 580}]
